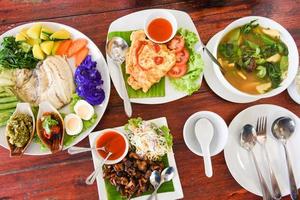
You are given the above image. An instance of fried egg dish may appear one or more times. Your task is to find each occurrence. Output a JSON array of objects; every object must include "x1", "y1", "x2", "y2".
[{"x1": 125, "y1": 30, "x2": 176, "y2": 93}]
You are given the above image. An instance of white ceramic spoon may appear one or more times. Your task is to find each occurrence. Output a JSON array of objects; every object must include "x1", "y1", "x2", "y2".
[{"x1": 195, "y1": 118, "x2": 214, "y2": 177}]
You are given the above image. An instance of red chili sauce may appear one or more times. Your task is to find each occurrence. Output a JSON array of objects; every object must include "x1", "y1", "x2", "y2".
[
  {"x1": 147, "y1": 18, "x2": 173, "y2": 42},
  {"x1": 96, "y1": 131, "x2": 126, "y2": 160}
]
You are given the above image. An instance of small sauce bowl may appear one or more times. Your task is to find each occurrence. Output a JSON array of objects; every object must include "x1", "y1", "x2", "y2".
[
  {"x1": 144, "y1": 10, "x2": 177, "y2": 44},
  {"x1": 94, "y1": 129, "x2": 129, "y2": 165}
]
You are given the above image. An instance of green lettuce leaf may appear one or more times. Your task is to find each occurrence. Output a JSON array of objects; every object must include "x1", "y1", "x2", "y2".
[
  {"x1": 159, "y1": 125, "x2": 173, "y2": 148},
  {"x1": 169, "y1": 28, "x2": 204, "y2": 95}
]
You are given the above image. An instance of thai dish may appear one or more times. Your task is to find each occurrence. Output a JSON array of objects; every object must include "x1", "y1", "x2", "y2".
[
  {"x1": 6, "y1": 112, "x2": 34, "y2": 156},
  {"x1": 0, "y1": 23, "x2": 106, "y2": 155},
  {"x1": 217, "y1": 20, "x2": 289, "y2": 95},
  {"x1": 102, "y1": 118, "x2": 174, "y2": 199},
  {"x1": 108, "y1": 17, "x2": 204, "y2": 98}
]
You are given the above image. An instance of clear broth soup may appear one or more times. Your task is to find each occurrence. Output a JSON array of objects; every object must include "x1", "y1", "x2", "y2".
[{"x1": 217, "y1": 20, "x2": 289, "y2": 95}]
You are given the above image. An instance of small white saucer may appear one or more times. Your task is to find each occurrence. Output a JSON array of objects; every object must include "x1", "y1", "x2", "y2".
[
  {"x1": 183, "y1": 111, "x2": 228, "y2": 156},
  {"x1": 287, "y1": 69, "x2": 300, "y2": 104},
  {"x1": 203, "y1": 31, "x2": 259, "y2": 103}
]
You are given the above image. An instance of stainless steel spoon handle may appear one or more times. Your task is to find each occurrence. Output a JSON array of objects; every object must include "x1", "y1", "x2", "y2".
[
  {"x1": 283, "y1": 143, "x2": 299, "y2": 200},
  {"x1": 68, "y1": 146, "x2": 102, "y2": 155},
  {"x1": 85, "y1": 152, "x2": 112, "y2": 185},
  {"x1": 117, "y1": 64, "x2": 132, "y2": 117},
  {"x1": 146, "y1": 182, "x2": 162, "y2": 200},
  {"x1": 263, "y1": 145, "x2": 282, "y2": 199},
  {"x1": 195, "y1": 41, "x2": 223, "y2": 71},
  {"x1": 250, "y1": 150, "x2": 273, "y2": 200}
]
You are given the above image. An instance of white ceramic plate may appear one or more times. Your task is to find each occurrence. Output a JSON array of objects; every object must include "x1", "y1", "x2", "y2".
[
  {"x1": 224, "y1": 104, "x2": 300, "y2": 196},
  {"x1": 203, "y1": 31, "x2": 259, "y2": 103},
  {"x1": 89, "y1": 117, "x2": 184, "y2": 200},
  {"x1": 0, "y1": 22, "x2": 111, "y2": 155},
  {"x1": 106, "y1": 9, "x2": 203, "y2": 104},
  {"x1": 287, "y1": 68, "x2": 300, "y2": 104}
]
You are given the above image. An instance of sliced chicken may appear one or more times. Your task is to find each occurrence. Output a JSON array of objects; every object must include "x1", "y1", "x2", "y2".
[{"x1": 14, "y1": 56, "x2": 75, "y2": 109}]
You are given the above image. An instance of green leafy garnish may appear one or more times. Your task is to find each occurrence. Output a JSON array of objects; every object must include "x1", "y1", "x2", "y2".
[
  {"x1": 159, "y1": 125, "x2": 173, "y2": 148},
  {"x1": 42, "y1": 115, "x2": 58, "y2": 135},
  {"x1": 265, "y1": 62, "x2": 282, "y2": 88},
  {"x1": 240, "y1": 20, "x2": 259, "y2": 34},
  {"x1": 0, "y1": 36, "x2": 38, "y2": 69}
]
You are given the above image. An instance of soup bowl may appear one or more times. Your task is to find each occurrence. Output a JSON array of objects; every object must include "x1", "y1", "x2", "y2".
[
  {"x1": 211, "y1": 16, "x2": 299, "y2": 99},
  {"x1": 93, "y1": 129, "x2": 129, "y2": 165}
]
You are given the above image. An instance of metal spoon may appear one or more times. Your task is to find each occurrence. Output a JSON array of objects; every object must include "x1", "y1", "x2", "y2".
[
  {"x1": 149, "y1": 170, "x2": 161, "y2": 200},
  {"x1": 147, "y1": 167, "x2": 175, "y2": 200},
  {"x1": 241, "y1": 124, "x2": 273, "y2": 200},
  {"x1": 106, "y1": 37, "x2": 132, "y2": 117},
  {"x1": 85, "y1": 152, "x2": 112, "y2": 185},
  {"x1": 195, "y1": 38, "x2": 224, "y2": 73},
  {"x1": 272, "y1": 117, "x2": 299, "y2": 200},
  {"x1": 67, "y1": 146, "x2": 106, "y2": 155}
]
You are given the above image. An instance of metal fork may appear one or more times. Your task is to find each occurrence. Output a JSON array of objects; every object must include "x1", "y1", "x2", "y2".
[{"x1": 256, "y1": 116, "x2": 282, "y2": 199}]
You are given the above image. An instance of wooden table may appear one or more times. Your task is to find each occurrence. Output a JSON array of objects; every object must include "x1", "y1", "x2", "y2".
[{"x1": 0, "y1": 0, "x2": 299, "y2": 199}]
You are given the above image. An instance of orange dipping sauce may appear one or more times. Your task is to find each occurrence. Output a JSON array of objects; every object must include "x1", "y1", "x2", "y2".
[
  {"x1": 96, "y1": 130, "x2": 126, "y2": 161},
  {"x1": 147, "y1": 18, "x2": 173, "y2": 42}
]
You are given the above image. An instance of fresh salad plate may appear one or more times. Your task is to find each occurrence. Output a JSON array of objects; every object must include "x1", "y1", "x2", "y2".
[
  {"x1": 0, "y1": 22, "x2": 110, "y2": 155},
  {"x1": 106, "y1": 9, "x2": 204, "y2": 104},
  {"x1": 203, "y1": 31, "x2": 258, "y2": 103},
  {"x1": 224, "y1": 104, "x2": 300, "y2": 196},
  {"x1": 89, "y1": 117, "x2": 183, "y2": 200}
]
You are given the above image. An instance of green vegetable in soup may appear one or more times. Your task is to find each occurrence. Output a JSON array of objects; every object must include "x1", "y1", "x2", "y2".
[
  {"x1": 265, "y1": 62, "x2": 282, "y2": 88},
  {"x1": 256, "y1": 66, "x2": 267, "y2": 78},
  {"x1": 280, "y1": 56, "x2": 288, "y2": 71},
  {"x1": 240, "y1": 20, "x2": 259, "y2": 34},
  {"x1": 217, "y1": 21, "x2": 288, "y2": 95}
]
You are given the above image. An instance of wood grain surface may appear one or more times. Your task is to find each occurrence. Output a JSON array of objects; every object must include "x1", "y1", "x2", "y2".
[{"x1": 0, "y1": 0, "x2": 299, "y2": 199}]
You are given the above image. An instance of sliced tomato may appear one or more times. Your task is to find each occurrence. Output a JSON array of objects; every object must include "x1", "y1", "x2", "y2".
[
  {"x1": 43, "y1": 130, "x2": 51, "y2": 139},
  {"x1": 167, "y1": 35, "x2": 184, "y2": 53},
  {"x1": 51, "y1": 126, "x2": 61, "y2": 134},
  {"x1": 176, "y1": 48, "x2": 189, "y2": 66},
  {"x1": 167, "y1": 64, "x2": 187, "y2": 78},
  {"x1": 154, "y1": 56, "x2": 164, "y2": 65}
]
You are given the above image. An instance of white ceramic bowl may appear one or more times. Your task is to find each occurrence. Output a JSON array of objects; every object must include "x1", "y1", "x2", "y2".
[
  {"x1": 212, "y1": 16, "x2": 299, "y2": 99},
  {"x1": 183, "y1": 111, "x2": 228, "y2": 157},
  {"x1": 144, "y1": 10, "x2": 177, "y2": 43},
  {"x1": 93, "y1": 129, "x2": 129, "y2": 165}
]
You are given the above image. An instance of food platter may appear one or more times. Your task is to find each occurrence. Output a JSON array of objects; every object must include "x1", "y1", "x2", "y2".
[
  {"x1": 224, "y1": 104, "x2": 300, "y2": 196},
  {"x1": 89, "y1": 117, "x2": 184, "y2": 200},
  {"x1": 0, "y1": 22, "x2": 110, "y2": 155},
  {"x1": 106, "y1": 9, "x2": 204, "y2": 104}
]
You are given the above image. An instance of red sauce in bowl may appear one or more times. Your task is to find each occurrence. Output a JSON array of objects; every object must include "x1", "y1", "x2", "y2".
[
  {"x1": 147, "y1": 18, "x2": 173, "y2": 42},
  {"x1": 96, "y1": 130, "x2": 126, "y2": 160}
]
